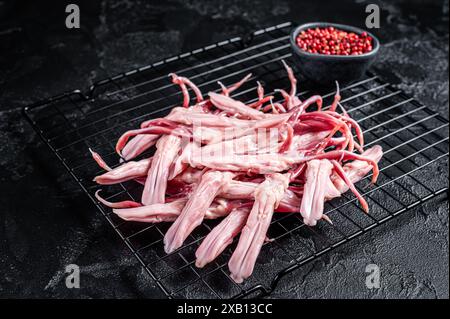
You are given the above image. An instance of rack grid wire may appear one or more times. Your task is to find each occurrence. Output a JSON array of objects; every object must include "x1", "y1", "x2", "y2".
[{"x1": 23, "y1": 22, "x2": 449, "y2": 299}]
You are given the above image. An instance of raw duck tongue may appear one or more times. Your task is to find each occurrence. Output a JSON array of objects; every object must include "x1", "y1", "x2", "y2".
[
  {"x1": 195, "y1": 206, "x2": 250, "y2": 268},
  {"x1": 228, "y1": 173, "x2": 289, "y2": 283},
  {"x1": 91, "y1": 61, "x2": 385, "y2": 284},
  {"x1": 164, "y1": 171, "x2": 235, "y2": 254},
  {"x1": 300, "y1": 159, "x2": 333, "y2": 226},
  {"x1": 142, "y1": 134, "x2": 181, "y2": 205}
]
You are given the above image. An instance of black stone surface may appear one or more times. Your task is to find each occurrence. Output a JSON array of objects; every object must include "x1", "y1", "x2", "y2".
[{"x1": 0, "y1": 0, "x2": 448, "y2": 298}]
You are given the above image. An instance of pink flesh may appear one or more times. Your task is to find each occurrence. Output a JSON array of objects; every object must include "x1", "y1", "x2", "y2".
[
  {"x1": 94, "y1": 158, "x2": 152, "y2": 185},
  {"x1": 169, "y1": 141, "x2": 202, "y2": 180},
  {"x1": 166, "y1": 180, "x2": 194, "y2": 195},
  {"x1": 206, "y1": 199, "x2": 248, "y2": 219},
  {"x1": 98, "y1": 147, "x2": 381, "y2": 278},
  {"x1": 329, "y1": 82, "x2": 341, "y2": 112},
  {"x1": 294, "y1": 120, "x2": 336, "y2": 135},
  {"x1": 192, "y1": 130, "x2": 280, "y2": 160},
  {"x1": 189, "y1": 129, "x2": 338, "y2": 172},
  {"x1": 261, "y1": 101, "x2": 287, "y2": 113},
  {"x1": 93, "y1": 158, "x2": 197, "y2": 193},
  {"x1": 219, "y1": 73, "x2": 252, "y2": 96},
  {"x1": 193, "y1": 125, "x2": 258, "y2": 145},
  {"x1": 139, "y1": 117, "x2": 180, "y2": 129},
  {"x1": 93, "y1": 64, "x2": 386, "y2": 284},
  {"x1": 324, "y1": 111, "x2": 364, "y2": 148},
  {"x1": 301, "y1": 150, "x2": 380, "y2": 184},
  {"x1": 276, "y1": 88, "x2": 291, "y2": 107},
  {"x1": 171, "y1": 166, "x2": 203, "y2": 184},
  {"x1": 282, "y1": 60, "x2": 297, "y2": 98},
  {"x1": 189, "y1": 141, "x2": 375, "y2": 173},
  {"x1": 192, "y1": 126, "x2": 227, "y2": 144},
  {"x1": 113, "y1": 198, "x2": 187, "y2": 222},
  {"x1": 121, "y1": 134, "x2": 158, "y2": 160},
  {"x1": 331, "y1": 145, "x2": 383, "y2": 194},
  {"x1": 189, "y1": 152, "x2": 296, "y2": 173},
  {"x1": 278, "y1": 124, "x2": 294, "y2": 153},
  {"x1": 257, "y1": 81, "x2": 264, "y2": 100},
  {"x1": 193, "y1": 124, "x2": 281, "y2": 145},
  {"x1": 167, "y1": 106, "x2": 289, "y2": 128},
  {"x1": 277, "y1": 189, "x2": 302, "y2": 212},
  {"x1": 112, "y1": 197, "x2": 241, "y2": 224},
  {"x1": 209, "y1": 92, "x2": 266, "y2": 119},
  {"x1": 118, "y1": 108, "x2": 193, "y2": 160},
  {"x1": 294, "y1": 111, "x2": 354, "y2": 151},
  {"x1": 178, "y1": 76, "x2": 204, "y2": 103},
  {"x1": 221, "y1": 181, "x2": 301, "y2": 211},
  {"x1": 195, "y1": 207, "x2": 250, "y2": 268},
  {"x1": 226, "y1": 185, "x2": 302, "y2": 214},
  {"x1": 300, "y1": 160, "x2": 334, "y2": 226},
  {"x1": 164, "y1": 171, "x2": 235, "y2": 253},
  {"x1": 116, "y1": 125, "x2": 188, "y2": 155},
  {"x1": 95, "y1": 190, "x2": 141, "y2": 209},
  {"x1": 331, "y1": 160, "x2": 369, "y2": 213},
  {"x1": 299, "y1": 147, "x2": 383, "y2": 225},
  {"x1": 288, "y1": 95, "x2": 323, "y2": 121},
  {"x1": 169, "y1": 73, "x2": 190, "y2": 107},
  {"x1": 289, "y1": 131, "x2": 331, "y2": 152},
  {"x1": 249, "y1": 95, "x2": 274, "y2": 110},
  {"x1": 105, "y1": 146, "x2": 381, "y2": 222},
  {"x1": 142, "y1": 135, "x2": 181, "y2": 205},
  {"x1": 228, "y1": 173, "x2": 289, "y2": 283},
  {"x1": 89, "y1": 149, "x2": 112, "y2": 171},
  {"x1": 321, "y1": 146, "x2": 384, "y2": 220}
]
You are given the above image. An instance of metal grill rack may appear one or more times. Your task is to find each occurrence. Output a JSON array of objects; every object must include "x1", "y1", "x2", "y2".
[{"x1": 23, "y1": 22, "x2": 449, "y2": 299}]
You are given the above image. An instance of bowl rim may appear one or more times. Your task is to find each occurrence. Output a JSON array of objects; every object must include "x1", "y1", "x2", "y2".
[{"x1": 290, "y1": 22, "x2": 380, "y2": 60}]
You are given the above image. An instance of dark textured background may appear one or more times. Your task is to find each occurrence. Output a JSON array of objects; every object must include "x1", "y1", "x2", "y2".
[{"x1": 0, "y1": 0, "x2": 448, "y2": 298}]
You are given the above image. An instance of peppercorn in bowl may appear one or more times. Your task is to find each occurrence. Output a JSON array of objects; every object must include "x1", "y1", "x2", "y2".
[{"x1": 290, "y1": 22, "x2": 379, "y2": 86}]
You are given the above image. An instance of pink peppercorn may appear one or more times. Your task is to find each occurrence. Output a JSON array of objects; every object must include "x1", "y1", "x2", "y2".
[{"x1": 296, "y1": 26, "x2": 374, "y2": 56}]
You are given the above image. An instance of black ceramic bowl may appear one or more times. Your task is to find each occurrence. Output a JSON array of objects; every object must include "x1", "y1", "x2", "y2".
[{"x1": 290, "y1": 22, "x2": 380, "y2": 86}]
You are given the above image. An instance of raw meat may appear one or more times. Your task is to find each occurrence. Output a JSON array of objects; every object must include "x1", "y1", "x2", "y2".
[{"x1": 91, "y1": 62, "x2": 383, "y2": 283}]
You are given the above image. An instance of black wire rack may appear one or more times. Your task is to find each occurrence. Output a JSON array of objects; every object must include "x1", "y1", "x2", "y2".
[{"x1": 23, "y1": 22, "x2": 449, "y2": 299}]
